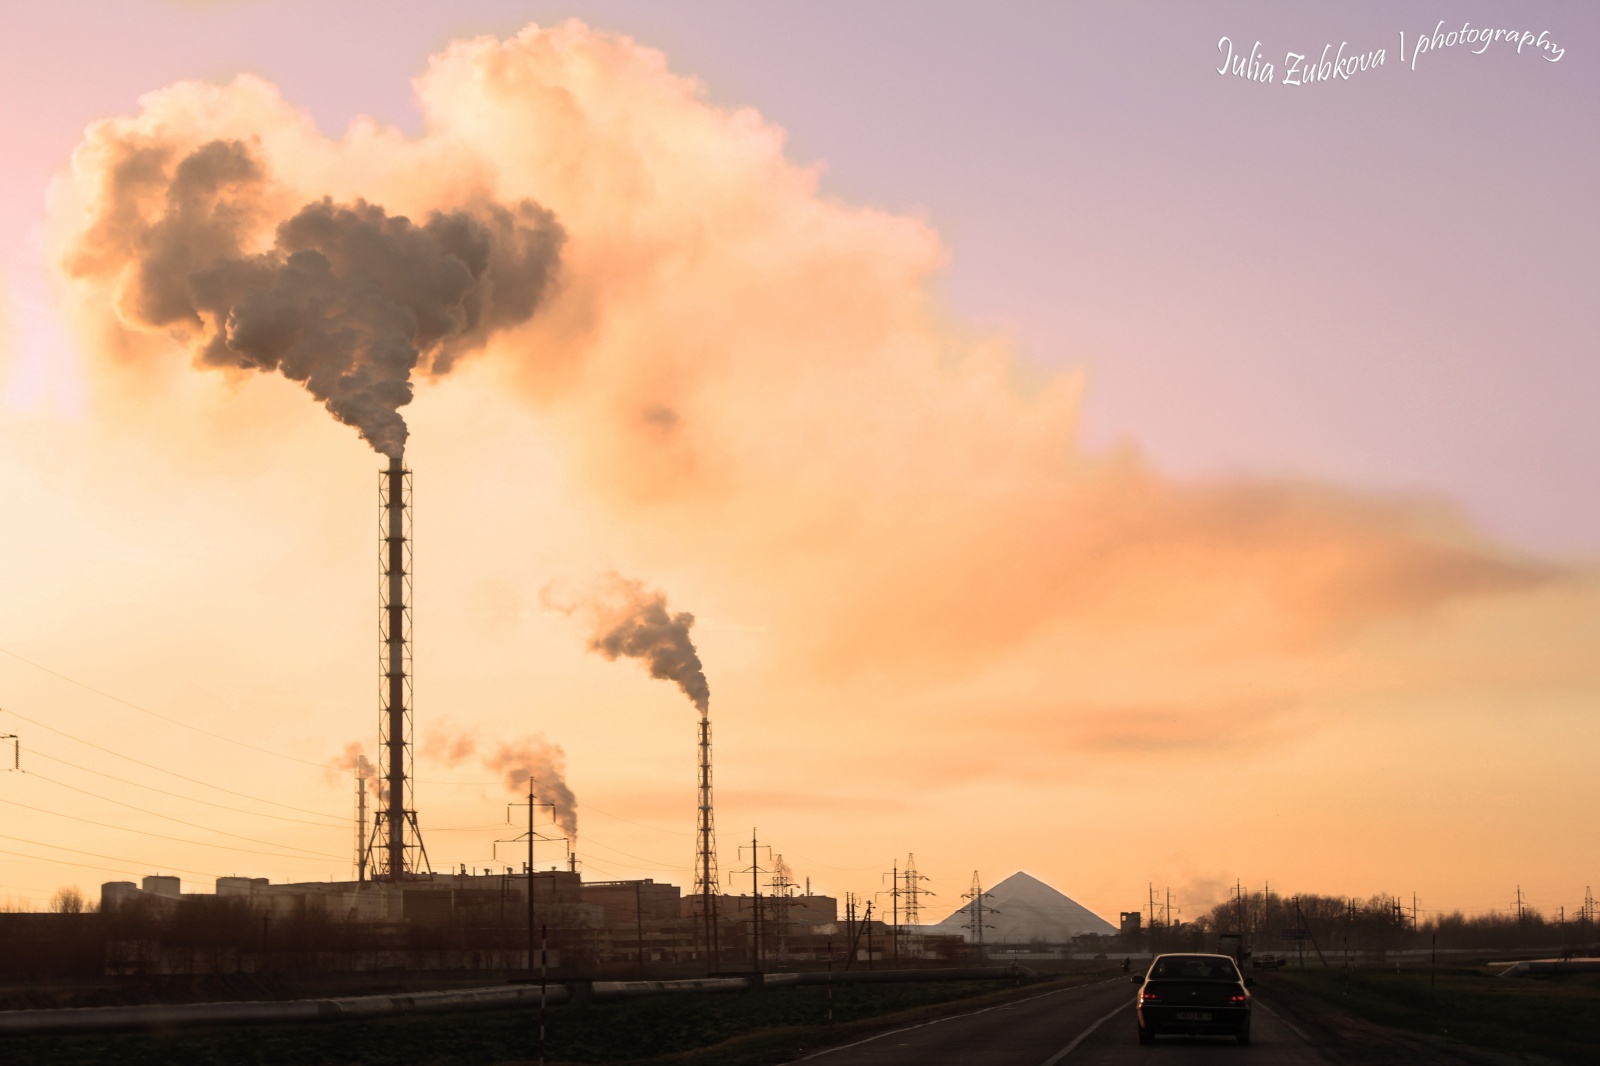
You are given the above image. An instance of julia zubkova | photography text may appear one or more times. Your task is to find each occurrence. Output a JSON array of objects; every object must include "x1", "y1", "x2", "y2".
[{"x1": 1217, "y1": 19, "x2": 1565, "y2": 87}]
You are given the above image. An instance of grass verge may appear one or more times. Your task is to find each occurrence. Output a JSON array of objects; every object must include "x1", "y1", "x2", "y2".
[
  {"x1": 2, "y1": 971, "x2": 1114, "y2": 1066},
  {"x1": 1260, "y1": 966, "x2": 1600, "y2": 1064}
]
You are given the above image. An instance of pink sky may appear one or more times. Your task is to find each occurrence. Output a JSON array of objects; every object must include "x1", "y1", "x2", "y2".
[{"x1": 0, "y1": 4, "x2": 1595, "y2": 925}]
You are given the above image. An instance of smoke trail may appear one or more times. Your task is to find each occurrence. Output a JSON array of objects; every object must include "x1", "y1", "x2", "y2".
[
  {"x1": 331, "y1": 741, "x2": 385, "y2": 802},
  {"x1": 485, "y1": 737, "x2": 578, "y2": 842},
  {"x1": 583, "y1": 576, "x2": 710, "y2": 715},
  {"x1": 66, "y1": 139, "x2": 563, "y2": 456}
]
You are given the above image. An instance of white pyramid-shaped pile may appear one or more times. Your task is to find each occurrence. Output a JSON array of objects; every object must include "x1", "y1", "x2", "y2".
[{"x1": 929, "y1": 871, "x2": 1117, "y2": 943}]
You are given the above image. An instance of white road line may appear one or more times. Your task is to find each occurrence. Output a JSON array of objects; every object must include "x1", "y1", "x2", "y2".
[
  {"x1": 1252, "y1": 999, "x2": 1310, "y2": 1043},
  {"x1": 1039, "y1": 1001, "x2": 1128, "y2": 1065},
  {"x1": 794, "y1": 979, "x2": 1121, "y2": 1062}
]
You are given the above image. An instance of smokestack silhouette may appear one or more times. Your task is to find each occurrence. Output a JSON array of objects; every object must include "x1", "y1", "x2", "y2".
[
  {"x1": 70, "y1": 139, "x2": 563, "y2": 455},
  {"x1": 586, "y1": 577, "x2": 710, "y2": 714}
]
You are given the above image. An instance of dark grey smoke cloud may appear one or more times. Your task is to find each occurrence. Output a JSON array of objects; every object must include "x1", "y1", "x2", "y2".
[
  {"x1": 586, "y1": 577, "x2": 711, "y2": 715},
  {"x1": 75, "y1": 139, "x2": 563, "y2": 456}
]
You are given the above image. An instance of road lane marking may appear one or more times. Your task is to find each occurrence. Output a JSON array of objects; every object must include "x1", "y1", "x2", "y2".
[
  {"x1": 1252, "y1": 999, "x2": 1310, "y2": 1043},
  {"x1": 1039, "y1": 1002, "x2": 1128, "y2": 1065},
  {"x1": 794, "y1": 979, "x2": 1121, "y2": 1062}
]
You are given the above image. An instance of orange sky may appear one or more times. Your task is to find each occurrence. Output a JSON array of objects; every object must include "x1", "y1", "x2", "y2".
[{"x1": 1, "y1": 18, "x2": 1596, "y2": 925}]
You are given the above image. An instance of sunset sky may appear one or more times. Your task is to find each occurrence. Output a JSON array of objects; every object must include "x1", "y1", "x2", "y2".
[{"x1": 0, "y1": 2, "x2": 1595, "y2": 928}]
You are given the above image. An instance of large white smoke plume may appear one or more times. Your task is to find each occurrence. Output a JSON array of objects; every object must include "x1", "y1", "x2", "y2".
[
  {"x1": 62, "y1": 137, "x2": 562, "y2": 455},
  {"x1": 48, "y1": 21, "x2": 1573, "y2": 822}
]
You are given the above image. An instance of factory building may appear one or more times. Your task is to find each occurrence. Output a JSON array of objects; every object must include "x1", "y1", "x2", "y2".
[{"x1": 97, "y1": 872, "x2": 849, "y2": 973}]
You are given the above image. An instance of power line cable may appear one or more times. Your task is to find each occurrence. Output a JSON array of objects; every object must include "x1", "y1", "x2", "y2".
[
  {"x1": 25, "y1": 772, "x2": 344, "y2": 860},
  {"x1": 575, "y1": 834, "x2": 690, "y2": 870},
  {"x1": 2, "y1": 705, "x2": 344, "y2": 819},
  {"x1": 0, "y1": 644, "x2": 328, "y2": 767},
  {"x1": 27, "y1": 749, "x2": 345, "y2": 828},
  {"x1": 584, "y1": 802, "x2": 695, "y2": 837},
  {"x1": 0, "y1": 832, "x2": 219, "y2": 879},
  {"x1": 4, "y1": 794, "x2": 344, "y2": 864}
]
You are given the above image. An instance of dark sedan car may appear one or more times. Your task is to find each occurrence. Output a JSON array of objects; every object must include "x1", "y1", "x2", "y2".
[{"x1": 1132, "y1": 952, "x2": 1254, "y2": 1045}]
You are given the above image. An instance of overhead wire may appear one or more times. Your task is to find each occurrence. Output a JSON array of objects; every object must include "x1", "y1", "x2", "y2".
[
  {"x1": 2, "y1": 705, "x2": 346, "y2": 819},
  {"x1": 574, "y1": 834, "x2": 690, "y2": 870},
  {"x1": 0, "y1": 831, "x2": 220, "y2": 879},
  {"x1": 27, "y1": 749, "x2": 346, "y2": 828},
  {"x1": 583, "y1": 802, "x2": 695, "y2": 837},
  {"x1": 4, "y1": 794, "x2": 344, "y2": 863},
  {"x1": 26, "y1": 771, "x2": 343, "y2": 860},
  {"x1": 0, "y1": 644, "x2": 328, "y2": 767}
]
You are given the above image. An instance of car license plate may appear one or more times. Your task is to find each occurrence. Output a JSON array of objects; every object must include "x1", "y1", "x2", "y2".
[{"x1": 1176, "y1": 1011, "x2": 1211, "y2": 1021}]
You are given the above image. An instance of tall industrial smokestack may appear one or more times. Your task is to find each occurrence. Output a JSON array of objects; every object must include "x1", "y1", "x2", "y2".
[
  {"x1": 369, "y1": 454, "x2": 429, "y2": 878},
  {"x1": 696, "y1": 710, "x2": 719, "y2": 963}
]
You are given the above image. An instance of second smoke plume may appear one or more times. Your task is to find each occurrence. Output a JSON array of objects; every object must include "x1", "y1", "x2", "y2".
[{"x1": 582, "y1": 576, "x2": 710, "y2": 715}]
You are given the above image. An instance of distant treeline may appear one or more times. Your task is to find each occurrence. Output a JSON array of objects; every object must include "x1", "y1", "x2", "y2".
[{"x1": 1144, "y1": 891, "x2": 1599, "y2": 955}]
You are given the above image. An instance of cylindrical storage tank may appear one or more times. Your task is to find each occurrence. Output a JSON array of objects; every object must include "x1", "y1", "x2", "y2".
[
  {"x1": 141, "y1": 876, "x2": 181, "y2": 898},
  {"x1": 100, "y1": 882, "x2": 139, "y2": 911}
]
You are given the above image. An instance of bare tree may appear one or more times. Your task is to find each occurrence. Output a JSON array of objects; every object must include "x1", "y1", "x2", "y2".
[{"x1": 48, "y1": 886, "x2": 85, "y2": 914}]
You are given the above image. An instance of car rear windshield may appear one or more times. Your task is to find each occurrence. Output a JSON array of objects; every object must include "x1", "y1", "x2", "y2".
[{"x1": 1149, "y1": 956, "x2": 1240, "y2": 981}]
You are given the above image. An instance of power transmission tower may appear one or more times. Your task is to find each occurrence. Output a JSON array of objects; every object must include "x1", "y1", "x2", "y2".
[
  {"x1": 963, "y1": 871, "x2": 998, "y2": 962},
  {"x1": 898, "y1": 856, "x2": 933, "y2": 961},
  {"x1": 768, "y1": 855, "x2": 797, "y2": 962},
  {"x1": 1515, "y1": 885, "x2": 1526, "y2": 924},
  {"x1": 902, "y1": 855, "x2": 933, "y2": 927}
]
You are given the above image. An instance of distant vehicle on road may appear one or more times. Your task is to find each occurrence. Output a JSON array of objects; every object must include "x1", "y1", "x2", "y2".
[
  {"x1": 1132, "y1": 952, "x2": 1254, "y2": 1045},
  {"x1": 1252, "y1": 953, "x2": 1287, "y2": 969}
]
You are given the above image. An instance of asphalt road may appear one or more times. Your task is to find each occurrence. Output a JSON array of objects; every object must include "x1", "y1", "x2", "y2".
[{"x1": 793, "y1": 982, "x2": 1328, "y2": 1065}]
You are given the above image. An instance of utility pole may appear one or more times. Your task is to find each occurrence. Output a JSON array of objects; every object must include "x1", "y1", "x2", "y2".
[
  {"x1": 502, "y1": 782, "x2": 555, "y2": 980},
  {"x1": 1515, "y1": 885, "x2": 1526, "y2": 924},
  {"x1": 501, "y1": 779, "x2": 555, "y2": 1066},
  {"x1": 880, "y1": 860, "x2": 901, "y2": 965},
  {"x1": 534, "y1": 771, "x2": 547, "y2": 979},
  {"x1": 734, "y1": 829, "x2": 771, "y2": 971}
]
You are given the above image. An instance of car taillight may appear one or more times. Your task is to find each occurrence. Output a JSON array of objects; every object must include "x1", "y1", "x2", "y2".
[
  {"x1": 1139, "y1": 991, "x2": 1160, "y2": 1003},
  {"x1": 1229, "y1": 993, "x2": 1248, "y2": 1003}
]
